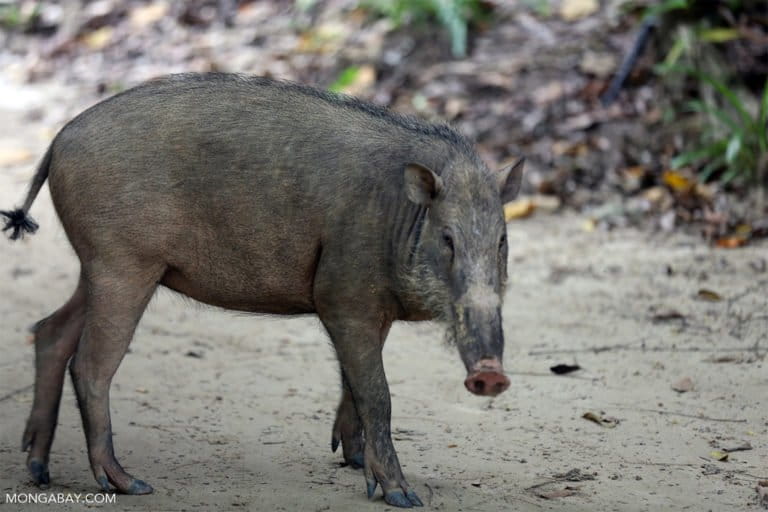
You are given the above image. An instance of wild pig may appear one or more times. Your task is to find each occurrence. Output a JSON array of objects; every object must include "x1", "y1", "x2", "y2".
[{"x1": 2, "y1": 73, "x2": 524, "y2": 508}]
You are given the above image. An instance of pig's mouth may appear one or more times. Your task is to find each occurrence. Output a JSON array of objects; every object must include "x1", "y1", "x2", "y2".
[{"x1": 464, "y1": 358, "x2": 510, "y2": 396}]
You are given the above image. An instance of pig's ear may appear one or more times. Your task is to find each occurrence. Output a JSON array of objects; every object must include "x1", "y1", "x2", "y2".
[
  {"x1": 404, "y1": 163, "x2": 443, "y2": 205},
  {"x1": 497, "y1": 157, "x2": 525, "y2": 203}
]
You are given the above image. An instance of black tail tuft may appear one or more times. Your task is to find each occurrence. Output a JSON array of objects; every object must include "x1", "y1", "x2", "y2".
[{"x1": 1, "y1": 209, "x2": 39, "y2": 240}]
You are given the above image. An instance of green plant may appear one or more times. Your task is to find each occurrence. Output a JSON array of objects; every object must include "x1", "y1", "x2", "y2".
[
  {"x1": 362, "y1": 0, "x2": 487, "y2": 58},
  {"x1": 669, "y1": 68, "x2": 768, "y2": 185}
]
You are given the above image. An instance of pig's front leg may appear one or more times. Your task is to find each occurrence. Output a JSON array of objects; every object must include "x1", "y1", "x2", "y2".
[{"x1": 319, "y1": 316, "x2": 423, "y2": 508}]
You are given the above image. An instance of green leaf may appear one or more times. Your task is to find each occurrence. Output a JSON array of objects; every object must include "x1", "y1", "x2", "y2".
[
  {"x1": 721, "y1": 166, "x2": 744, "y2": 185},
  {"x1": 697, "y1": 28, "x2": 741, "y2": 43},
  {"x1": 725, "y1": 134, "x2": 742, "y2": 164},
  {"x1": 667, "y1": 66, "x2": 754, "y2": 130},
  {"x1": 698, "y1": 155, "x2": 726, "y2": 182},
  {"x1": 644, "y1": 0, "x2": 689, "y2": 19},
  {"x1": 671, "y1": 139, "x2": 729, "y2": 168},
  {"x1": 684, "y1": 100, "x2": 740, "y2": 132},
  {"x1": 329, "y1": 66, "x2": 360, "y2": 93}
]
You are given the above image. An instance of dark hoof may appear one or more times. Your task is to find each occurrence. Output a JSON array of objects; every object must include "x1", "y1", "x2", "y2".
[
  {"x1": 97, "y1": 475, "x2": 112, "y2": 492},
  {"x1": 366, "y1": 479, "x2": 377, "y2": 499},
  {"x1": 28, "y1": 459, "x2": 50, "y2": 488},
  {"x1": 331, "y1": 436, "x2": 340, "y2": 453},
  {"x1": 125, "y1": 479, "x2": 154, "y2": 495},
  {"x1": 406, "y1": 490, "x2": 424, "y2": 507},
  {"x1": 385, "y1": 490, "x2": 414, "y2": 508},
  {"x1": 347, "y1": 452, "x2": 364, "y2": 469}
]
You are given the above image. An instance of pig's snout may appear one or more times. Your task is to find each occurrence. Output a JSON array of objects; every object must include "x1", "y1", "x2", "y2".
[{"x1": 464, "y1": 358, "x2": 510, "y2": 396}]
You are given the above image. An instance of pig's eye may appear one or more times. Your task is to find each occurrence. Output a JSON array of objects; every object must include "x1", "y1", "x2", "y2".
[{"x1": 442, "y1": 232, "x2": 454, "y2": 256}]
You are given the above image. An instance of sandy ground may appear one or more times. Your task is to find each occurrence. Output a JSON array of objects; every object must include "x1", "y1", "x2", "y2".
[{"x1": 0, "y1": 83, "x2": 766, "y2": 512}]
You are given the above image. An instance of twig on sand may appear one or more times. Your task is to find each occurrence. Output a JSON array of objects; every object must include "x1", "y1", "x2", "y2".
[
  {"x1": 529, "y1": 344, "x2": 758, "y2": 356},
  {"x1": 0, "y1": 384, "x2": 33, "y2": 403},
  {"x1": 615, "y1": 406, "x2": 747, "y2": 423}
]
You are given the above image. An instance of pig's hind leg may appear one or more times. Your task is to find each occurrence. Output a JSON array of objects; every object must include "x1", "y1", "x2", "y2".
[
  {"x1": 69, "y1": 261, "x2": 165, "y2": 495},
  {"x1": 331, "y1": 373, "x2": 364, "y2": 469},
  {"x1": 22, "y1": 276, "x2": 86, "y2": 487}
]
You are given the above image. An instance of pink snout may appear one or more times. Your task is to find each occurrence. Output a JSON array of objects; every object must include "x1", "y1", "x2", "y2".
[{"x1": 464, "y1": 359, "x2": 510, "y2": 396}]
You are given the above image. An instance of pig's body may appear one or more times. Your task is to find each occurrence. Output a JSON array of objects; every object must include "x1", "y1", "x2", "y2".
[
  {"x1": 3, "y1": 74, "x2": 523, "y2": 508},
  {"x1": 53, "y1": 75, "x2": 456, "y2": 316}
]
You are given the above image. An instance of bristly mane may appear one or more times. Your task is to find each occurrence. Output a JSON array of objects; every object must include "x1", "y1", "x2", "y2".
[{"x1": 153, "y1": 73, "x2": 480, "y2": 162}]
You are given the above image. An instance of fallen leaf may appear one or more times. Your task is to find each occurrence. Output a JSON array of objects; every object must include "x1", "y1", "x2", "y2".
[
  {"x1": 81, "y1": 27, "x2": 113, "y2": 50},
  {"x1": 710, "y1": 450, "x2": 729, "y2": 462},
  {"x1": 129, "y1": 2, "x2": 168, "y2": 28},
  {"x1": 716, "y1": 236, "x2": 748, "y2": 249},
  {"x1": 581, "y1": 218, "x2": 596, "y2": 232},
  {"x1": 550, "y1": 364, "x2": 581, "y2": 375},
  {"x1": 559, "y1": 0, "x2": 598, "y2": 21},
  {"x1": 705, "y1": 355, "x2": 742, "y2": 363},
  {"x1": 531, "y1": 195, "x2": 561, "y2": 212},
  {"x1": 447, "y1": 444, "x2": 457, "y2": 448},
  {"x1": 696, "y1": 289, "x2": 723, "y2": 302},
  {"x1": 671, "y1": 376, "x2": 694, "y2": 393},
  {"x1": 504, "y1": 199, "x2": 535, "y2": 221},
  {"x1": 185, "y1": 350, "x2": 204, "y2": 358},
  {"x1": 582, "y1": 411, "x2": 619, "y2": 428},
  {"x1": 662, "y1": 170, "x2": 695, "y2": 193},
  {"x1": 135, "y1": 387, "x2": 149, "y2": 394},
  {"x1": 0, "y1": 147, "x2": 33, "y2": 167},
  {"x1": 650, "y1": 309, "x2": 686, "y2": 323}
]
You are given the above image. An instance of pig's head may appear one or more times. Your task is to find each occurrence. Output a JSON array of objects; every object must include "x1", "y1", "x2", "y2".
[{"x1": 402, "y1": 156, "x2": 524, "y2": 397}]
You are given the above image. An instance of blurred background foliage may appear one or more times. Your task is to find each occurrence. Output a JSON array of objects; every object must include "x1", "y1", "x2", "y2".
[{"x1": 0, "y1": 0, "x2": 766, "y2": 244}]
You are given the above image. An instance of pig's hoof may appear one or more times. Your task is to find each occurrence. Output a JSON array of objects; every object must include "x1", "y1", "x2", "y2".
[
  {"x1": 406, "y1": 490, "x2": 424, "y2": 507},
  {"x1": 347, "y1": 452, "x2": 364, "y2": 469},
  {"x1": 385, "y1": 489, "x2": 423, "y2": 508},
  {"x1": 366, "y1": 478, "x2": 377, "y2": 499},
  {"x1": 125, "y1": 479, "x2": 154, "y2": 495},
  {"x1": 28, "y1": 459, "x2": 50, "y2": 488}
]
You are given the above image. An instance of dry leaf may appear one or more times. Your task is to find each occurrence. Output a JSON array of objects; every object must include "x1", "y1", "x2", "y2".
[
  {"x1": 671, "y1": 377, "x2": 694, "y2": 393},
  {"x1": 710, "y1": 450, "x2": 729, "y2": 461},
  {"x1": 582, "y1": 218, "x2": 596, "y2": 232},
  {"x1": 560, "y1": 0, "x2": 598, "y2": 21},
  {"x1": 130, "y1": 2, "x2": 169, "y2": 28},
  {"x1": 662, "y1": 170, "x2": 694, "y2": 193},
  {"x1": 716, "y1": 236, "x2": 748, "y2": 249},
  {"x1": 582, "y1": 411, "x2": 619, "y2": 428},
  {"x1": 135, "y1": 387, "x2": 149, "y2": 394},
  {"x1": 550, "y1": 363, "x2": 581, "y2": 375},
  {"x1": 504, "y1": 199, "x2": 535, "y2": 221},
  {"x1": 696, "y1": 289, "x2": 722, "y2": 302},
  {"x1": 650, "y1": 309, "x2": 685, "y2": 323},
  {"x1": 0, "y1": 147, "x2": 33, "y2": 167},
  {"x1": 82, "y1": 27, "x2": 113, "y2": 50}
]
